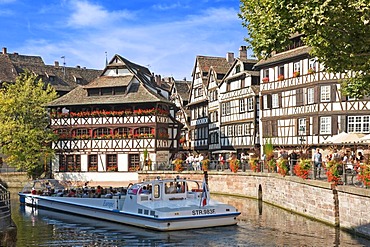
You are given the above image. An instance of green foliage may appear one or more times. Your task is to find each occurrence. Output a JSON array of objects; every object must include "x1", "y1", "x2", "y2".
[
  {"x1": 239, "y1": 0, "x2": 370, "y2": 97},
  {"x1": 264, "y1": 139, "x2": 274, "y2": 160},
  {"x1": 0, "y1": 70, "x2": 58, "y2": 178}
]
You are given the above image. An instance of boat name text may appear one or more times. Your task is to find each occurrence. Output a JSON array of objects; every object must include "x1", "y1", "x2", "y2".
[
  {"x1": 103, "y1": 200, "x2": 115, "y2": 208},
  {"x1": 192, "y1": 209, "x2": 215, "y2": 215}
]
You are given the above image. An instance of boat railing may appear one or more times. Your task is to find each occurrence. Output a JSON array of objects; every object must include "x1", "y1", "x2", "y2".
[{"x1": 0, "y1": 183, "x2": 12, "y2": 229}]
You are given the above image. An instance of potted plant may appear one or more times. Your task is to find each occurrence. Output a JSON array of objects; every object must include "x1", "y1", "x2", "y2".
[
  {"x1": 249, "y1": 158, "x2": 260, "y2": 172},
  {"x1": 172, "y1": 158, "x2": 183, "y2": 172},
  {"x1": 355, "y1": 163, "x2": 370, "y2": 188},
  {"x1": 262, "y1": 77, "x2": 269, "y2": 83},
  {"x1": 294, "y1": 159, "x2": 311, "y2": 179},
  {"x1": 229, "y1": 158, "x2": 240, "y2": 173},
  {"x1": 293, "y1": 71, "x2": 300, "y2": 77},
  {"x1": 276, "y1": 158, "x2": 288, "y2": 176},
  {"x1": 267, "y1": 158, "x2": 276, "y2": 172},
  {"x1": 278, "y1": 74, "x2": 284, "y2": 81},
  {"x1": 326, "y1": 160, "x2": 342, "y2": 184}
]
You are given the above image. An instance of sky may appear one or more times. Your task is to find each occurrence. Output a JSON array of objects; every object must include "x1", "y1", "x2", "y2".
[{"x1": 0, "y1": 0, "x2": 249, "y2": 80}]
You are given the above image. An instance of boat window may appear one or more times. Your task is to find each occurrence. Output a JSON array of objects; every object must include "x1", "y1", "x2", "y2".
[
  {"x1": 165, "y1": 182, "x2": 185, "y2": 194},
  {"x1": 153, "y1": 184, "x2": 160, "y2": 198}
]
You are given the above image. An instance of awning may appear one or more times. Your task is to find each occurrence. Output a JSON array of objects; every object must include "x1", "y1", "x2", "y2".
[
  {"x1": 212, "y1": 150, "x2": 237, "y2": 154},
  {"x1": 324, "y1": 132, "x2": 365, "y2": 144}
]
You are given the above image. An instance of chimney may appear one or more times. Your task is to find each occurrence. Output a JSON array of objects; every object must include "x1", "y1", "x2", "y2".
[
  {"x1": 226, "y1": 52, "x2": 234, "y2": 63},
  {"x1": 2, "y1": 47, "x2": 7, "y2": 54},
  {"x1": 54, "y1": 61, "x2": 59, "y2": 67},
  {"x1": 155, "y1": 74, "x2": 162, "y2": 86},
  {"x1": 239, "y1": 46, "x2": 247, "y2": 61}
]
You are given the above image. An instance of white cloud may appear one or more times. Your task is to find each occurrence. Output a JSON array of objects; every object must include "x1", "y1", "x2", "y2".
[
  {"x1": 0, "y1": 0, "x2": 16, "y2": 4},
  {"x1": 152, "y1": 2, "x2": 183, "y2": 11},
  {"x1": 67, "y1": 0, "x2": 134, "y2": 28}
]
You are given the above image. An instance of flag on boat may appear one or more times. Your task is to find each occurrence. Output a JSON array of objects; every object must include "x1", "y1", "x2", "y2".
[{"x1": 200, "y1": 179, "x2": 208, "y2": 207}]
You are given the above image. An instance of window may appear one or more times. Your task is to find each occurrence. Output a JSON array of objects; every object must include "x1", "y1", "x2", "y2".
[
  {"x1": 320, "y1": 85, "x2": 331, "y2": 102},
  {"x1": 263, "y1": 95, "x2": 269, "y2": 109},
  {"x1": 236, "y1": 65, "x2": 241, "y2": 73},
  {"x1": 239, "y1": 99, "x2": 245, "y2": 113},
  {"x1": 309, "y1": 58, "x2": 317, "y2": 72},
  {"x1": 59, "y1": 155, "x2": 81, "y2": 172},
  {"x1": 307, "y1": 88, "x2": 314, "y2": 104},
  {"x1": 272, "y1": 94, "x2": 279, "y2": 108},
  {"x1": 293, "y1": 62, "x2": 300, "y2": 73},
  {"x1": 94, "y1": 128, "x2": 110, "y2": 138},
  {"x1": 88, "y1": 154, "x2": 98, "y2": 171},
  {"x1": 237, "y1": 124, "x2": 243, "y2": 136},
  {"x1": 278, "y1": 66, "x2": 285, "y2": 77},
  {"x1": 106, "y1": 154, "x2": 117, "y2": 172},
  {"x1": 245, "y1": 123, "x2": 251, "y2": 135},
  {"x1": 222, "y1": 102, "x2": 231, "y2": 116},
  {"x1": 129, "y1": 154, "x2": 140, "y2": 171},
  {"x1": 227, "y1": 126, "x2": 233, "y2": 136},
  {"x1": 263, "y1": 69, "x2": 269, "y2": 78},
  {"x1": 247, "y1": 97, "x2": 254, "y2": 111},
  {"x1": 115, "y1": 87, "x2": 126, "y2": 95},
  {"x1": 320, "y1": 117, "x2": 331, "y2": 134},
  {"x1": 298, "y1": 118, "x2": 306, "y2": 135},
  {"x1": 348, "y1": 116, "x2": 370, "y2": 133},
  {"x1": 115, "y1": 127, "x2": 130, "y2": 136},
  {"x1": 88, "y1": 88, "x2": 99, "y2": 96}
]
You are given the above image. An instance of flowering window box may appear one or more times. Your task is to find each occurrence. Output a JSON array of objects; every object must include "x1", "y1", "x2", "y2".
[
  {"x1": 262, "y1": 77, "x2": 269, "y2": 83},
  {"x1": 293, "y1": 71, "x2": 300, "y2": 78},
  {"x1": 278, "y1": 74, "x2": 284, "y2": 81},
  {"x1": 308, "y1": 68, "x2": 315, "y2": 74}
]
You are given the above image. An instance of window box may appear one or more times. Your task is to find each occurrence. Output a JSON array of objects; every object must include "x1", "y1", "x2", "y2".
[
  {"x1": 293, "y1": 71, "x2": 300, "y2": 78},
  {"x1": 278, "y1": 74, "x2": 284, "y2": 81},
  {"x1": 262, "y1": 77, "x2": 269, "y2": 83},
  {"x1": 308, "y1": 68, "x2": 315, "y2": 74}
]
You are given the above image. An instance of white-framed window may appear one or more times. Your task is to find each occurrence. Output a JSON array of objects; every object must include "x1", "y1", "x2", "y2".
[
  {"x1": 320, "y1": 85, "x2": 331, "y2": 102},
  {"x1": 348, "y1": 116, "x2": 370, "y2": 133},
  {"x1": 227, "y1": 126, "x2": 233, "y2": 136},
  {"x1": 263, "y1": 95, "x2": 269, "y2": 109},
  {"x1": 278, "y1": 65, "x2": 284, "y2": 77},
  {"x1": 239, "y1": 98, "x2": 245, "y2": 113},
  {"x1": 247, "y1": 97, "x2": 254, "y2": 111},
  {"x1": 307, "y1": 88, "x2": 314, "y2": 104},
  {"x1": 245, "y1": 123, "x2": 251, "y2": 135},
  {"x1": 293, "y1": 62, "x2": 300, "y2": 73},
  {"x1": 320, "y1": 117, "x2": 331, "y2": 134},
  {"x1": 309, "y1": 58, "x2": 317, "y2": 71},
  {"x1": 272, "y1": 94, "x2": 279, "y2": 108},
  {"x1": 237, "y1": 124, "x2": 243, "y2": 136},
  {"x1": 298, "y1": 118, "x2": 306, "y2": 135}
]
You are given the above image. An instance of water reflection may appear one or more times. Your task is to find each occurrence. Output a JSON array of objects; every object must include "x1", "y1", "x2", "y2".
[{"x1": 8, "y1": 188, "x2": 370, "y2": 247}]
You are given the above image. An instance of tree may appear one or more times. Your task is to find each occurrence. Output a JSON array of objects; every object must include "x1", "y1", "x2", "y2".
[
  {"x1": 0, "y1": 70, "x2": 58, "y2": 178},
  {"x1": 239, "y1": 0, "x2": 370, "y2": 97}
]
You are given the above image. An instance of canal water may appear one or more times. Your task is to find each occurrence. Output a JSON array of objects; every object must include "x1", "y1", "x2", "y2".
[{"x1": 6, "y1": 188, "x2": 370, "y2": 247}]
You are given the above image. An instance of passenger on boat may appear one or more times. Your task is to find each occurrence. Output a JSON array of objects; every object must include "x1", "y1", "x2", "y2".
[
  {"x1": 96, "y1": 185, "x2": 102, "y2": 198},
  {"x1": 166, "y1": 182, "x2": 177, "y2": 194}
]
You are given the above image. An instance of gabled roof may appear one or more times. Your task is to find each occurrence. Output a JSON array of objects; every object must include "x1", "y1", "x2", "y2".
[
  {"x1": 221, "y1": 58, "x2": 259, "y2": 85},
  {"x1": 0, "y1": 50, "x2": 101, "y2": 93},
  {"x1": 48, "y1": 54, "x2": 172, "y2": 107},
  {"x1": 254, "y1": 46, "x2": 312, "y2": 68},
  {"x1": 172, "y1": 80, "x2": 191, "y2": 101},
  {"x1": 193, "y1": 56, "x2": 231, "y2": 77}
]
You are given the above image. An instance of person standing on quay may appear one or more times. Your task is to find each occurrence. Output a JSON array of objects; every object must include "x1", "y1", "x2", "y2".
[{"x1": 313, "y1": 148, "x2": 323, "y2": 178}]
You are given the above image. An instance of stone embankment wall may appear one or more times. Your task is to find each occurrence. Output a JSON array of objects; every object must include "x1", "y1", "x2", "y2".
[
  {"x1": 0, "y1": 172, "x2": 29, "y2": 188},
  {"x1": 139, "y1": 171, "x2": 370, "y2": 238}
]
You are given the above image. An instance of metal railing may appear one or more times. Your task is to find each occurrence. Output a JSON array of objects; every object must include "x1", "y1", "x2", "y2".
[{"x1": 0, "y1": 183, "x2": 11, "y2": 229}]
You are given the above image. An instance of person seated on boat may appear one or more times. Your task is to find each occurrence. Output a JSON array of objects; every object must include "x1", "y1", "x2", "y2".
[
  {"x1": 82, "y1": 191, "x2": 89, "y2": 198},
  {"x1": 31, "y1": 187, "x2": 36, "y2": 195},
  {"x1": 176, "y1": 183, "x2": 182, "y2": 193},
  {"x1": 140, "y1": 186, "x2": 150, "y2": 194},
  {"x1": 95, "y1": 185, "x2": 102, "y2": 198},
  {"x1": 68, "y1": 189, "x2": 76, "y2": 197},
  {"x1": 166, "y1": 182, "x2": 177, "y2": 194},
  {"x1": 83, "y1": 182, "x2": 89, "y2": 193}
]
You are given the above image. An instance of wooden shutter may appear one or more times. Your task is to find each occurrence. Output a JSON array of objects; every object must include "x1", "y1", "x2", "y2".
[
  {"x1": 332, "y1": 115, "x2": 338, "y2": 135},
  {"x1": 267, "y1": 94, "x2": 272, "y2": 109},
  {"x1": 314, "y1": 86, "x2": 319, "y2": 103},
  {"x1": 313, "y1": 116, "x2": 319, "y2": 135},
  {"x1": 331, "y1": 84, "x2": 337, "y2": 102},
  {"x1": 306, "y1": 117, "x2": 310, "y2": 135},
  {"x1": 278, "y1": 92, "x2": 282, "y2": 108},
  {"x1": 296, "y1": 88, "x2": 303, "y2": 106}
]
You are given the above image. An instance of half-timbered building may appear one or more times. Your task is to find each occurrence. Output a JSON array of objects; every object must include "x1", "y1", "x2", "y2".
[
  {"x1": 256, "y1": 35, "x2": 370, "y2": 153},
  {"x1": 169, "y1": 80, "x2": 191, "y2": 151},
  {"x1": 218, "y1": 46, "x2": 260, "y2": 156},
  {"x1": 188, "y1": 54, "x2": 233, "y2": 154},
  {"x1": 48, "y1": 55, "x2": 182, "y2": 183}
]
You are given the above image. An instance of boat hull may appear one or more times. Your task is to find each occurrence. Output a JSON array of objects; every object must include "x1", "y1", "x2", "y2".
[{"x1": 19, "y1": 193, "x2": 240, "y2": 231}]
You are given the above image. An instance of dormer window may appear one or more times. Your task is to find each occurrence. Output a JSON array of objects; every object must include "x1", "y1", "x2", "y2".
[
  {"x1": 49, "y1": 76, "x2": 55, "y2": 82},
  {"x1": 236, "y1": 65, "x2": 241, "y2": 73}
]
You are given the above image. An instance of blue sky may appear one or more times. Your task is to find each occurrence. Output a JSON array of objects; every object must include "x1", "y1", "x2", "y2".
[{"x1": 0, "y1": 0, "x2": 249, "y2": 80}]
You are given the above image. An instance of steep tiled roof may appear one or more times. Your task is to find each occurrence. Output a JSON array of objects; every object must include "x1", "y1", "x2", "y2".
[
  {"x1": 48, "y1": 82, "x2": 170, "y2": 107},
  {"x1": 196, "y1": 56, "x2": 231, "y2": 75},
  {"x1": 174, "y1": 80, "x2": 191, "y2": 101},
  {"x1": 254, "y1": 46, "x2": 311, "y2": 68},
  {"x1": 84, "y1": 75, "x2": 133, "y2": 88},
  {"x1": 0, "y1": 50, "x2": 102, "y2": 94},
  {"x1": 48, "y1": 54, "x2": 172, "y2": 107}
]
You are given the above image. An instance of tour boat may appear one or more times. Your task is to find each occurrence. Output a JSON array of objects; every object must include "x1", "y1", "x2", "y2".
[{"x1": 18, "y1": 177, "x2": 240, "y2": 231}]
